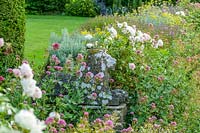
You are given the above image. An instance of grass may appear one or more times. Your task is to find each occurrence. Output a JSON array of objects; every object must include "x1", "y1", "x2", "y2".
[{"x1": 24, "y1": 15, "x2": 90, "y2": 68}]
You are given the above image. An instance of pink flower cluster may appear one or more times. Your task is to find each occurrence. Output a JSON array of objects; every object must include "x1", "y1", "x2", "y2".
[
  {"x1": 91, "y1": 92, "x2": 97, "y2": 100},
  {"x1": 51, "y1": 55, "x2": 60, "y2": 65},
  {"x1": 121, "y1": 127, "x2": 133, "y2": 133},
  {"x1": 54, "y1": 66, "x2": 63, "y2": 71},
  {"x1": 148, "y1": 116, "x2": 157, "y2": 123},
  {"x1": 129, "y1": 63, "x2": 136, "y2": 70},
  {"x1": 85, "y1": 72, "x2": 94, "y2": 79},
  {"x1": 45, "y1": 114, "x2": 67, "y2": 133},
  {"x1": 76, "y1": 70, "x2": 83, "y2": 77},
  {"x1": 94, "y1": 72, "x2": 104, "y2": 82},
  {"x1": 76, "y1": 54, "x2": 84, "y2": 61},
  {"x1": 52, "y1": 43, "x2": 60, "y2": 50},
  {"x1": 0, "y1": 76, "x2": 5, "y2": 83}
]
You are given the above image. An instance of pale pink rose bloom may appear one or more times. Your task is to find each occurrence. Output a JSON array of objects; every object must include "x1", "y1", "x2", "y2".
[
  {"x1": 19, "y1": 63, "x2": 33, "y2": 79},
  {"x1": 13, "y1": 68, "x2": 21, "y2": 77},
  {"x1": 33, "y1": 87, "x2": 42, "y2": 99},
  {"x1": 21, "y1": 78, "x2": 36, "y2": 97},
  {"x1": 129, "y1": 63, "x2": 136, "y2": 70}
]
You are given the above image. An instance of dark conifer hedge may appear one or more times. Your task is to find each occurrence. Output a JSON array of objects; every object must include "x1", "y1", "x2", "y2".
[
  {"x1": 0, "y1": 0, "x2": 25, "y2": 76},
  {"x1": 26, "y1": 0, "x2": 67, "y2": 14}
]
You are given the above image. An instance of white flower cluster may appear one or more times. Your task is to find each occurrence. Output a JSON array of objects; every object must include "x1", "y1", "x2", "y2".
[
  {"x1": 116, "y1": 22, "x2": 164, "y2": 49},
  {"x1": 49, "y1": 111, "x2": 60, "y2": 119},
  {"x1": 14, "y1": 63, "x2": 42, "y2": 99},
  {"x1": 0, "y1": 101, "x2": 14, "y2": 115},
  {"x1": 107, "y1": 26, "x2": 118, "y2": 38},
  {"x1": 175, "y1": 11, "x2": 185, "y2": 16},
  {"x1": 84, "y1": 34, "x2": 93, "y2": 40},
  {"x1": 14, "y1": 109, "x2": 46, "y2": 133}
]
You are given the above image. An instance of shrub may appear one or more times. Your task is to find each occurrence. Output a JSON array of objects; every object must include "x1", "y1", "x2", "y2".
[
  {"x1": 0, "y1": 0, "x2": 25, "y2": 76},
  {"x1": 26, "y1": 0, "x2": 67, "y2": 14},
  {"x1": 81, "y1": 16, "x2": 197, "y2": 131},
  {"x1": 65, "y1": 0, "x2": 99, "y2": 17}
]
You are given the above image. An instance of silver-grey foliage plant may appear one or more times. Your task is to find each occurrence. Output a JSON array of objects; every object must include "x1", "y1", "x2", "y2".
[{"x1": 49, "y1": 29, "x2": 86, "y2": 65}]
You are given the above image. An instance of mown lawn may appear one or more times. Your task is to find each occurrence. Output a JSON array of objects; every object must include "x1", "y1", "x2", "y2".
[{"x1": 24, "y1": 15, "x2": 90, "y2": 68}]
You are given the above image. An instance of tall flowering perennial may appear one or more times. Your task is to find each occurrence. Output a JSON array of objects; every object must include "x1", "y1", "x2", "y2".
[{"x1": 12, "y1": 63, "x2": 42, "y2": 99}]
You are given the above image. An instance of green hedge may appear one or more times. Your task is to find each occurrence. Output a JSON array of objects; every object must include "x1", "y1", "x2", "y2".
[
  {"x1": 0, "y1": 0, "x2": 25, "y2": 76},
  {"x1": 65, "y1": 0, "x2": 99, "y2": 17},
  {"x1": 26, "y1": 0, "x2": 67, "y2": 14}
]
